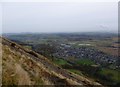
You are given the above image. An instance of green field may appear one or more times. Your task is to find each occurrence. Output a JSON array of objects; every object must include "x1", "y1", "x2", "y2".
[
  {"x1": 99, "y1": 68, "x2": 120, "y2": 82},
  {"x1": 76, "y1": 59, "x2": 95, "y2": 65}
]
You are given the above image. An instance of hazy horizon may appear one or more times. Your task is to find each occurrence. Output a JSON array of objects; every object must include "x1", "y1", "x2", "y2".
[
  {"x1": 1, "y1": 1, "x2": 118, "y2": 33},
  {"x1": 1, "y1": 30, "x2": 118, "y2": 34}
]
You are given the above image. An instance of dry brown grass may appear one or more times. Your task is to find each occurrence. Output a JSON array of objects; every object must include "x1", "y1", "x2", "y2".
[
  {"x1": 2, "y1": 44, "x2": 43, "y2": 85},
  {"x1": 15, "y1": 64, "x2": 31, "y2": 85}
]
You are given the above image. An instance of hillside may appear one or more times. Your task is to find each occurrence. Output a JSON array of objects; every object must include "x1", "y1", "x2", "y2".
[{"x1": 1, "y1": 37, "x2": 102, "y2": 86}]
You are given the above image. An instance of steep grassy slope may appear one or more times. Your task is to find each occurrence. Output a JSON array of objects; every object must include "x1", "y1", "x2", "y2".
[{"x1": 1, "y1": 37, "x2": 102, "y2": 86}]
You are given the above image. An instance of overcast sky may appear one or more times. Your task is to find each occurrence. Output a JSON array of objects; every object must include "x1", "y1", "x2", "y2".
[{"x1": 1, "y1": 1, "x2": 118, "y2": 33}]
